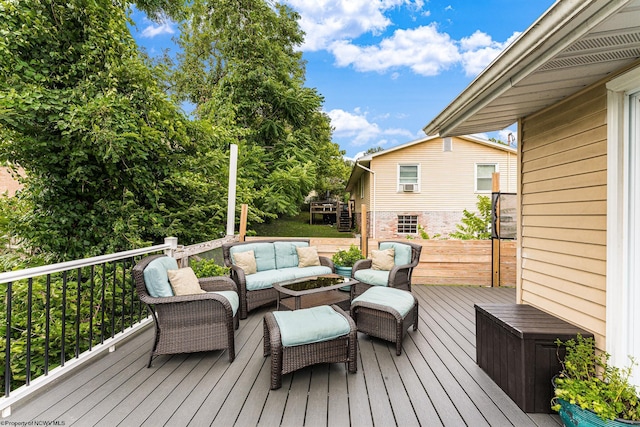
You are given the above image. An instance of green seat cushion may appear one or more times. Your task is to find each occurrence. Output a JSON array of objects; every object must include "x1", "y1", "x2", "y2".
[
  {"x1": 272, "y1": 305, "x2": 351, "y2": 347},
  {"x1": 274, "y1": 241, "x2": 308, "y2": 269},
  {"x1": 352, "y1": 286, "x2": 416, "y2": 316},
  {"x1": 143, "y1": 257, "x2": 178, "y2": 297},
  {"x1": 379, "y1": 242, "x2": 412, "y2": 266},
  {"x1": 353, "y1": 268, "x2": 389, "y2": 287},
  {"x1": 246, "y1": 269, "x2": 296, "y2": 291},
  {"x1": 210, "y1": 291, "x2": 239, "y2": 316},
  {"x1": 229, "y1": 243, "x2": 276, "y2": 272}
]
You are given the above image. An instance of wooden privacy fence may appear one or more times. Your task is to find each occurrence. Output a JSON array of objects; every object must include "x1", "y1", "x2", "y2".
[{"x1": 246, "y1": 237, "x2": 516, "y2": 287}]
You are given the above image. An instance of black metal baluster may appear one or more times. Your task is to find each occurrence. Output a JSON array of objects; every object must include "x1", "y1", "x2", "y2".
[
  {"x1": 100, "y1": 264, "x2": 106, "y2": 344},
  {"x1": 61, "y1": 271, "x2": 67, "y2": 367},
  {"x1": 45, "y1": 275, "x2": 51, "y2": 375},
  {"x1": 89, "y1": 265, "x2": 95, "y2": 350},
  {"x1": 26, "y1": 278, "x2": 32, "y2": 385},
  {"x1": 75, "y1": 268, "x2": 82, "y2": 358},
  {"x1": 120, "y1": 261, "x2": 126, "y2": 333},
  {"x1": 111, "y1": 263, "x2": 116, "y2": 338},
  {"x1": 4, "y1": 281, "x2": 12, "y2": 398}
]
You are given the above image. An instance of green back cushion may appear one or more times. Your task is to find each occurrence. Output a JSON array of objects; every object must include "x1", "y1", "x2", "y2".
[
  {"x1": 229, "y1": 243, "x2": 276, "y2": 272},
  {"x1": 352, "y1": 286, "x2": 416, "y2": 316},
  {"x1": 274, "y1": 241, "x2": 309, "y2": 269},
  {"x1": 272, "y1": 305, "x2": 351, "y2": 347},
  {"x1": 143, "y1": 257, "x2": 178, "y2": 297},
  {"x1": 379, "y1": 242, "x2": 412, "y2": 266}
]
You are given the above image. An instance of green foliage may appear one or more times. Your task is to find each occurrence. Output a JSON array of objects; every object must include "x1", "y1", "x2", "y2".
[
  {"x1": 417, "y1": 224, "x2": 441, "y2": 240},
  {"x1": 0, "y1": 0, "x2": 236, "y2": 260},
  {"x1": 449, "y1": 195, "x2": 492, "y2": 240},
  {"x1": 173, "y1": 0, "x2": 349, "y2": 216},
  {"x1": 552, "y1": 334, "x2": 640, "y2": 421},
  {"x1": 331, "y1": 245, "x2": 364, "y2": 267},
  {"x1": 190, "y1": 257, "x2": 229, "y2": 277},
  {"x1": 0, "y1": 262, "x2": 145, "y2": 390}
]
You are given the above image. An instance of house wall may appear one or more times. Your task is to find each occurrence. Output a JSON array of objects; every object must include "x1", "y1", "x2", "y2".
[
  {"x1": 519, "y1": 83, "x2": 607, "y2": 347},
  {"x1": 358, "y1": 137, "x2": 516, "y2": 238},
  {"x1": 0, "y1": 167, "x2": 22, "y2": 196}
]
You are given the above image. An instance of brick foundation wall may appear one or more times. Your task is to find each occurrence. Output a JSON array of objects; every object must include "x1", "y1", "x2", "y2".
[{"x1": 356, "y1": 210, "x2": 464, "y2": 239}]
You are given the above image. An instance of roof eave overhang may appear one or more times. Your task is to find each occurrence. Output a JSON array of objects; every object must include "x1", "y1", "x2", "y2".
[{"x1": 423, "y1": 0, "x2": 633, "y2": 137}]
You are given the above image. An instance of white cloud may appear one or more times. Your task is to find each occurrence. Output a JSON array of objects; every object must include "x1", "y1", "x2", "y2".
[
  {"x1": 327, "y1": 108, "x2": 418, "y2": 148},
  {"x1": 140, "y1": 21, "x2": 175, "y2": 38},
  {"x1": 459, "y1": 31, "x2": 521, "y2": 76},
  {"x1": 283, "y1": 1, "x2": 519, "y2": 79},
  {"x1": 285, "y1": 0, "x2": 423, "y2": 51},
  {"x1": 330, "y1": 24, "x2": 460, "y2": 76}
]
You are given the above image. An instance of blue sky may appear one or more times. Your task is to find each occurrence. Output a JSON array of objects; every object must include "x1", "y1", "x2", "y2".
[{"x1": 130, "y1": 1, "x2": 556, "y2": 159}]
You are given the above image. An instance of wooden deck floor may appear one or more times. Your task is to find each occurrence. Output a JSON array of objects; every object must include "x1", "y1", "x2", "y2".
[{"x1": 6, "y1": 285, "x2": 562, "y2": 426}]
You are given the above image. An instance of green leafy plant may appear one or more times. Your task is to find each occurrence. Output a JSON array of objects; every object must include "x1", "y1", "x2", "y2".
[
  {"x1": 331, "y1": 245, "x2": 364, "y2": 267},
  {"x1": 190, "y1": 258, "x2": 230, "y2": 277},
  {"x1": 449, "y1": 195, "x2": 492, "y2": 240},
  {"x1": 552, "y1": 334, "x2": 640, "y2": 421}
]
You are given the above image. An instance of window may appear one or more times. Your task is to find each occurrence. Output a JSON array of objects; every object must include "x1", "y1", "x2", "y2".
[
  {"x1": 476, "y1": 164, "x2": 497, "y2": 192},
  {"x1": 397, "y1": 215, "x2": 418, "y2": 234},
  {"x1": 398, "y1": 164, "x2": 419, "y2": 192}
]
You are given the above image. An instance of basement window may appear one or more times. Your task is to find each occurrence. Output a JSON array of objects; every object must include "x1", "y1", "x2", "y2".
[{"x1": 398, "y1": 215, "x2": 418, "y2": 234}]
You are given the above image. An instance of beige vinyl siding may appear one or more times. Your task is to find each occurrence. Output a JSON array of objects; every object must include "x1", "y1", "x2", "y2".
[
  {"x1": 519, "y1": 83, "x2": 607, "y2": 346},
  {"x1": 352, "y1": 173, "x2": 371, "y2": 214},
  {"x1": 371, "y1": 137, "x2": 516, "y2": 212}
]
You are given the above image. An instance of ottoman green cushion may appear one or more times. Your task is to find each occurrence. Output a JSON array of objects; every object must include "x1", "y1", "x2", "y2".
[
  {"x1": 272, "y1": 305, "x2": 351, "y2": 347},
  {"x1": 352, "y1": 287, "x2": 415, "y2": 317}
]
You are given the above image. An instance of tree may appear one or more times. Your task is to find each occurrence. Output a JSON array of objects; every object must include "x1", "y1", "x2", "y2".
[
  {"x1": 0, "y1": 0, "x2": 229, "y2": 260},
  {"x1": 449, "y1": 195, "x2": 492, "y2": 240},
  {"x1": 172, "y1": 0, "x2": 348, "y2": 216}
]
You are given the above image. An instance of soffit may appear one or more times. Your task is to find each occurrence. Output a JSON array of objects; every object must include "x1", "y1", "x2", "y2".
[{"x1": 424, "y1": 0, "x2": 640, "y2": 136}]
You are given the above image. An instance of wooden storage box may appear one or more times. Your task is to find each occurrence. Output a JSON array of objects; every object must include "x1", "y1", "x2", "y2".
[{"x1": 474, "y1": 303, "x2": 593, "y2": 413}]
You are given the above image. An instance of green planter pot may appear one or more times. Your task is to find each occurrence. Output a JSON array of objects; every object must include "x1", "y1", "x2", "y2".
[
  {"x1": 334, "y1": 266, "x2": 352, "y2": 291},
  {"x1": 556, "y1": 399, "x2": 640, "y2": 427},
  {"x1": 335, "y1": 265, "x2": 352, "y2": 278}
]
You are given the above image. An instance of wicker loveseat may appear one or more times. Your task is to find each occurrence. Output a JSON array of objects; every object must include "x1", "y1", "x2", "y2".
[{"x1": 222, "y1": 239, "x2": 334, "y2": 319}]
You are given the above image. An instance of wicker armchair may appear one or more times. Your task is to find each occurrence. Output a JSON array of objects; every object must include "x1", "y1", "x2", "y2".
[
  {"x1": 351, "y1": 240, "x2": 422, "y2": 299},
  {"x1": 133, "y1": 254, "x2": 239, "y2": 367}
]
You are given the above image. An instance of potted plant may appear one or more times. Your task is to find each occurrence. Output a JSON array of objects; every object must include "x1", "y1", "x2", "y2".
[
  {"x1": 331, "y1": 244, "x2": 364, "y2": 278},
  {"x1": 552, "y1": 334, "x2": 640, "y2": 426}
]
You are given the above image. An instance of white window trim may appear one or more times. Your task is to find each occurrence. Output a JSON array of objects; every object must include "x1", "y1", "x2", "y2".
[
  {"x1": 606, "y1": 65, "x2": 640, "y2": 385},
  {"x1": 475, "y1": 163, "x2": 499, "y2": 193},
  {"x1": 397, "y1": 164, "x2": 420, "y2": 192}
]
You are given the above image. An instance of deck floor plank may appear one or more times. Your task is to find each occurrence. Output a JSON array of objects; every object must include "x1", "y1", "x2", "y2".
[
  {"x1": 326, "y1": 363, "x2": 351, "y2": 427},
  {"x1": 344, "y1": 346, "x2": 374, "y2": 427},
  {"x1": 370, "y1": 339, "x2": 420, "y2": 427},
  {"x1": 5, "y1": 285, "x2": 564, "y2": 426}
]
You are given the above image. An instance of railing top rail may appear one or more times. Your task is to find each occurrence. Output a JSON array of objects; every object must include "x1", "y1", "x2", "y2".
[{"x1": 0, "y1": 243, "x2": 172, "y2": 284}]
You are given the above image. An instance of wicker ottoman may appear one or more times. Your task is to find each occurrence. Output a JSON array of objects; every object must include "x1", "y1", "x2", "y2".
[
  {"x1": 350, "y1": 287, "x2": 418, "y2": 355},
  {"x1": 263, "y1": 305, "x2": 357, "y2": 390}
]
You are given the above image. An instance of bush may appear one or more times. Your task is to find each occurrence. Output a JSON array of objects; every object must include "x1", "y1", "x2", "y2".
[
  {"x1": 553, "y1": 334, "x2": 640, "y2": 421},
  {"x1": 331, "y1": 245, "x2": 364, "y2": 267}
]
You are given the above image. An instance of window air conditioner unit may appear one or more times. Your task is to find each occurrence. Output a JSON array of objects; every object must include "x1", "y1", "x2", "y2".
[{"x1": 402, "y1": 183, "x2": 417, "y2": 192}]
